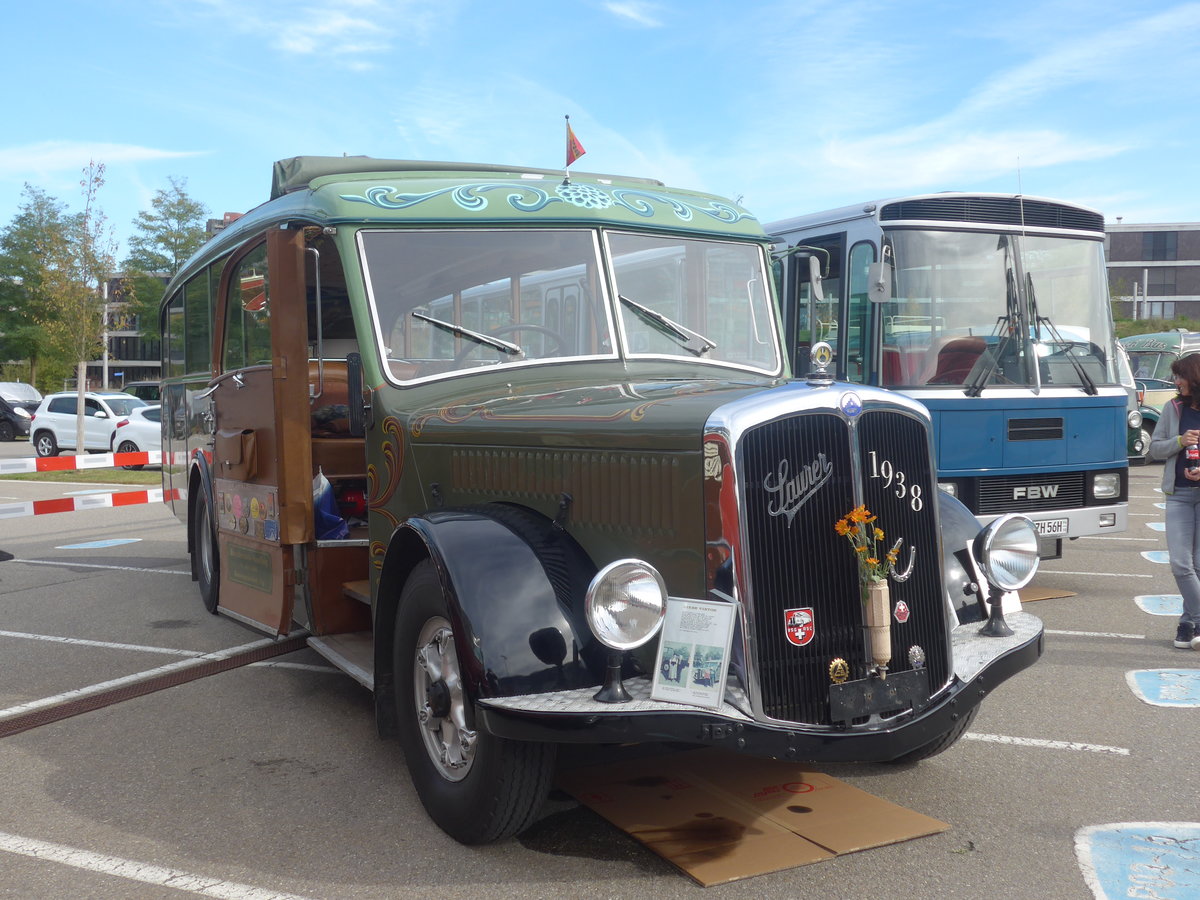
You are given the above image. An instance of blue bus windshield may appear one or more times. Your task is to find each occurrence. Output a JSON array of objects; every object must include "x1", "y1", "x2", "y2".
[{"x1": 880, "y1": 230, "x2": 1115, "y2": 390}]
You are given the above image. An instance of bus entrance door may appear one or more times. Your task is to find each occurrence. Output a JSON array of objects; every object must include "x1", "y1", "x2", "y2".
[{"x1": 209, "y1": 228, "x2": 314, "y2": 635}]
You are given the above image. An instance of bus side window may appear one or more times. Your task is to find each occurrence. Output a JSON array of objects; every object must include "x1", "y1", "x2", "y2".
[
  {"x1": 845, "y1": 241, "x2": 875, "y2": 383},
  {"x1": 222, "y1": 243, "x2": 271, "y2": 371}
]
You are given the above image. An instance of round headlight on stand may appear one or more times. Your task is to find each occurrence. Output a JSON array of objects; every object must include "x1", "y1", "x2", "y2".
[
  {"x1": 975, "y1": 514, "x2": 1039, "y2": 592},
  {"x1": 585, "y1": 559, "x2": 667, "y2": 650}
]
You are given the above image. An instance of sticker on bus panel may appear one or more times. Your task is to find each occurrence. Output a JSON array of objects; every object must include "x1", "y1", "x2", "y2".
[{"x1": 1033, "y1": 518, "x2": 1069, "y2": 537}]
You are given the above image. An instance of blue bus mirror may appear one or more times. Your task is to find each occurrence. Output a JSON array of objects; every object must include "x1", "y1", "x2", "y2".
[{"x1": 868, "y1": 261, "x2": 891, "y2": 303}]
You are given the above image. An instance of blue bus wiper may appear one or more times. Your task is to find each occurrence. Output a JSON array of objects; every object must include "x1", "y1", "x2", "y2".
[
  {"x1": 1027, "y1": 274, "x2": 1097, "y2": 396},
  {"x1": 964, "y1": 266, "x2": 1021, "y2": 397},
  {"x1": 618, "y1": 294, "x2": 716, "y2": 357}
]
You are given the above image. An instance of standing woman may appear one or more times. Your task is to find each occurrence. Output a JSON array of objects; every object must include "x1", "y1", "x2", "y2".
[{"x1": 1149, "y1": 352, "x2": 1200, "y2": 650}]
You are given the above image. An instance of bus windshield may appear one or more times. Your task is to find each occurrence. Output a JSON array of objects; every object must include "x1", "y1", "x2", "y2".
[
  {"x1": 880, "y1": 230, "x2": 1115, "y2": 390},
  {"x1": 359, "y1": 228, "x2": 779, "y2": 383}
]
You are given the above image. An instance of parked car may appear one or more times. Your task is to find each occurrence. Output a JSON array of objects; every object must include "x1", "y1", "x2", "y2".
[
  {"x1": 1115, "y1": 343, "x2": 1149, "y2": 465},
  {"x1": 30, "y1": 391, "x2": 148, "y2": 457},
  {"x1": 0, "y1": 382, "x2": 42, "y2": 442},
  {"x1": 122, "y1": 380, "x2": 161, "y2": 402},
  {"x1": 110, "y1": 404, "x2": 161, "y2": 469}
]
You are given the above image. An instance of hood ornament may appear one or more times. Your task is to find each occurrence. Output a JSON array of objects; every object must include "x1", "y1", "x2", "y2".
[{"x1": 806, "y1": 341, "x2": 834, "y2": 385}]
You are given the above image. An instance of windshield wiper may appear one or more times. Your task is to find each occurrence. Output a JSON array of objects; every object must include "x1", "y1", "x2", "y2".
[
  {"x1": 412, "y1": 312, "x2": 525, "y2": 359},
  {"x1": 1026, "y1": 273, "x2": 1097, "y2": 395},
  {"x1": 618, "y1": 294, "x2": 716, "y2": 357}
]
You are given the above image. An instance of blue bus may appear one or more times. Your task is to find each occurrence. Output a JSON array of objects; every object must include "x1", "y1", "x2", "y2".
[{"x1": 768, "y1": 193, "x2": 1128, "y2": 558}]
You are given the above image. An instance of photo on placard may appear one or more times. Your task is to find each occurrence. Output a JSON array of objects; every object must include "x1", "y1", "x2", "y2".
[{"x1": 651, "y1": 598, "x2": 736, "y2": 709}]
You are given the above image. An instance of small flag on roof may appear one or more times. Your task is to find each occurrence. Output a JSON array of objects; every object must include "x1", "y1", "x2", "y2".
[{"x1": 566, "y1": 115, "x2": 586, "y2": 168}]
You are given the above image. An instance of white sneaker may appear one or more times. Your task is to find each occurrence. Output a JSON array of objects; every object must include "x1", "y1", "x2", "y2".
[{"x1": 1192, "y1": 635, "x2": 1200, "y2": 650}]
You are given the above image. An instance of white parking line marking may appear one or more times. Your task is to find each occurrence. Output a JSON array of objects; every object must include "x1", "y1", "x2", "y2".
[
  {"x1": 0, "y1": 830, "x2": 315, "y2": 899},
  {"x1": 1077, "y1": 536, "x2": 1159, "y2": 542},
  {"x1": 13, "y1": 558, "x2": 190, "y2": 575},
  {"x1": 0, "y1": 630, "x2": 204, "y2": 657},
  {"x1": 0, "y1": 637, "x2": 293, "y2": 722},
  {"x1": 965, "y1": 733, "x2": 1130, "y2": 756},
  {"x1": 1039, "y1": 570, "x2": 1154, "y2": 578},
  {"x1": 1047, "y1": 630, "x2": 1146, "y2": 639}
]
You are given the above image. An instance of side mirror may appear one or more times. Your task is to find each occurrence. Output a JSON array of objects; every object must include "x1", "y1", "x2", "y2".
[
  {"x1": 805, "y1": 255, "x2": 824, "y2": 303},
  {"x1": 868, "y1": 261, "x2": 892, "y2": 303}
]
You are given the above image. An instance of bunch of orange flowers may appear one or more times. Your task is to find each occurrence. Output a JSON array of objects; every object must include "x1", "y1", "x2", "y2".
[{"x1": 834, "y1": 505, "x2": 899, "y2": 584}]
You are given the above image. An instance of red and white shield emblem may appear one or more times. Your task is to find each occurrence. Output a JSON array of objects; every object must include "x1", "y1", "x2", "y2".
[
  {"x1": 784, "y1": 607, "x2": 815, "y2": 646},
  {"x1": 893, "y1": 600, "x2": 910, "y2": 624}
]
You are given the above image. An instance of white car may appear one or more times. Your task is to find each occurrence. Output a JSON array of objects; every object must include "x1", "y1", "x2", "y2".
[
  {"x1": 110, "y1": 405, "x2": 162, "y2": 469},
  {"x1": 30, "y1": 391, "x2": 148, "y2": 457}
]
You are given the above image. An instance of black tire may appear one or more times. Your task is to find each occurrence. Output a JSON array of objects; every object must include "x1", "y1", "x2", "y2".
[
  {"x1": 33, "y1": 431, "x2": 58, "y2": 457},
  {"x1": 887, "y1": 707, "x2": 978, "y2": 764},
  {"x1": 195, "y1": 489, "x2": 220, "y2": 614},
  {"x1": 117, "y1": 439, "x2": 144, "y2": 470},
  {"x1": 0, "y1": 421, "x2": 13, "y2": 442},
  {"x1": 394, "y1": 559, "x2": 556, "y2": 844}
]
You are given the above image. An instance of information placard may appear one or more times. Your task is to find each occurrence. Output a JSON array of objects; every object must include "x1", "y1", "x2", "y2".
[{"x1": 650, "y1": 598, "x2": 737, "y2": 709}]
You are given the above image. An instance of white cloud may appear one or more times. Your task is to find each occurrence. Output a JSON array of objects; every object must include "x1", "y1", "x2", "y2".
[
  {"x1": 189, "y1": 0, "x2": 455, "y2": 64},
  {"x1": 602, "y1": 2, "x2": 664, "y2": 28},
  {"x1": 0, "y1": 142, "x2": 202, "y2": 176}
]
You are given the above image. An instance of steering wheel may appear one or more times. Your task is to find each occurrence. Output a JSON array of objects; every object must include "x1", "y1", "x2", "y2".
[{"x1": 452, "y1": 323, "x2": 569, "y2": 365}]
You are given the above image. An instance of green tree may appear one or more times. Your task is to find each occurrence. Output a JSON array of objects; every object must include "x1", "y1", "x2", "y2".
[
  {"x1": 123, "y1": 176, "x2": 209, "y2": 336},
  {"x1": 37, "y1": 161, "x2": 117, "y2": 449},
  {"x1": 0, "y1": 185, "x2": 73, "y2": 387}
]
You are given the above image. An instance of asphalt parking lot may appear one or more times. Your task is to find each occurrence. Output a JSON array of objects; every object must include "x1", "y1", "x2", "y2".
[{"x1": 0, "y1": 441, "x2": 1197, "y2": 899}]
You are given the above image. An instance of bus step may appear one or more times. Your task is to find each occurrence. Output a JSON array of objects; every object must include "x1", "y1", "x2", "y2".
[
  {"x1": 343, "y1": 580, "x2": 370, "y2": 605},
  {"x1": 308, "y1": 632, "x2": 374, "y2": 690}
]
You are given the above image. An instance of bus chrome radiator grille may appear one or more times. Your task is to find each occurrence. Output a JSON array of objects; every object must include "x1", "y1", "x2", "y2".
[
  {"x1": 856, "y1": 411, "x2": 949, "y2": 698},
  {"x1": 740, "y1": 413, "x2": 858, "y2": 725},
  {"x1": 738, "y1": 410, "x2": 948, "y2": 726}
]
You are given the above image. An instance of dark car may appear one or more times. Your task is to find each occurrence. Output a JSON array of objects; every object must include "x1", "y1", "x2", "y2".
[
  {"x1": 122, "y1": 381, "x2": 161, "y2": 402},
  {"x1": 0, "y1": 382, "x2": 42, "y2": 441}
]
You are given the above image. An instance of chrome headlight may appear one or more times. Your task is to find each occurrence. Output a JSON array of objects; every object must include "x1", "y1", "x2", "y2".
[
  {"x1": 14, "y1": 407, "x2": 31, "y2": 419},
  {"x1": 1127, "y1": 408, "x2": 1142, "y2": 429},
  {"x1": 1093, "y1": 472, "x2": 1121, "y2": 500},
  {"x1": 975, "y1": 514, "x2": 1039, "y2": 591},
  {"x1": 585, "y1": 559, "x2": 667, "y2": 650}
]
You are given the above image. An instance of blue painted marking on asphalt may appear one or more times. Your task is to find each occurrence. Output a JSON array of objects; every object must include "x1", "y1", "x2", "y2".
[
  {"x1": 1142, "y1": 550, "x2": 1171, "y2": 564},
  {"x1": 1135, "y1": 594, "x2": 1184, "y2": 616},
  {"x1": 56, "y1": 539, "x2": 142, "y2": 550},
  {"x1": 1076, "y1": 822, "x2": 1200, "y2": 900},
  {"x1": 1146, "y1": 521, "x2": 1166, "y2": 532},
  {"x1": 1125, "y1": 669, "x2": 1200, "y2": 707}
]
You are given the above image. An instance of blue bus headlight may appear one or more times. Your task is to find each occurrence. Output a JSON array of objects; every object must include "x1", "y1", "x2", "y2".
[
  {"x1": 586, "y1": 559, "x2": 667, "y2": 650},
  {"x1": 975, "y1": 514, "x2": 1038, "y2": 591},
  {"x1": 1093, "y1": 472, "x2": 1121, "y2": 500}
]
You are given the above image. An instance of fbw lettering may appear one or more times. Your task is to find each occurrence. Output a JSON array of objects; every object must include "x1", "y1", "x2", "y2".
[{"x1": 1013, "y1": 485, "x2": 1059, "y2": 500}]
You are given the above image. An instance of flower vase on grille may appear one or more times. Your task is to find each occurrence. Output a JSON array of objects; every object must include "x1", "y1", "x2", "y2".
[{"x1": 864, "y1": 578, "x2": 892, "y2": 676}]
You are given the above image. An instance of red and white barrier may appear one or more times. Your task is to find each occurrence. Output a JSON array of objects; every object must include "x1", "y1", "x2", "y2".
[
  {"x1": 0, "y1": 450, "x2": 179, "y2": 475},
  {"x1": 0, "y1": 487, "x2": 182, "y2": 519},
  {"x1": 0, "y1": 451, "x2": 190, "y2": 518}
]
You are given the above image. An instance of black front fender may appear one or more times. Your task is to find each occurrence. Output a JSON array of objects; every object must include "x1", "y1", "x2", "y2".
[{"x1": 376, "y1": 505, "x2": 603, "y2": 731}]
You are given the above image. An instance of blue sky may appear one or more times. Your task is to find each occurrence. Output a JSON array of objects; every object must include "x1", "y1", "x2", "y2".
[{"x1": 2, "y1": 0, "x2": 1198, "y2": 259}]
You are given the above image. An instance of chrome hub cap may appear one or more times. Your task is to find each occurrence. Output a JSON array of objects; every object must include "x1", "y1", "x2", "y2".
[{"x1": 414, "y1": 616, "x2": 477, "y2": 781}]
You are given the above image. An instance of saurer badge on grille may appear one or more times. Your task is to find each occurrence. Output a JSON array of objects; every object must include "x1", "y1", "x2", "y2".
[
  {"x1": 764, "y1": 453, "x2": 833, "y2": 525},
  {"x1": 784, "y1": 607, "x2": 815, "y2": 646}
]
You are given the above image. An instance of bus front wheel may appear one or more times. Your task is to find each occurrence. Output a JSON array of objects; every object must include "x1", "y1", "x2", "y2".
[
  {"x1": 394, "y1": 559, "x2": 555, "y2": 844},
  {"x1": 195, "y1": 490, "x2": 220, "y2": 614}
]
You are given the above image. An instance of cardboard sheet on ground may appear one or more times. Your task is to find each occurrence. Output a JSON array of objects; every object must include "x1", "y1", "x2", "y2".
[
  {"x1": 1019, "y1": 585, "x2": 1077, "y2": 602},
  {"x1": 557, "y1": 748, "x2": 948, "y2": 886}
]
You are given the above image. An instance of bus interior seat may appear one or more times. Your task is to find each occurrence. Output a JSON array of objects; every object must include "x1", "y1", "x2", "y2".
[{"x1": 923, "y1": 336, "x2": 987, "y2": 385}]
